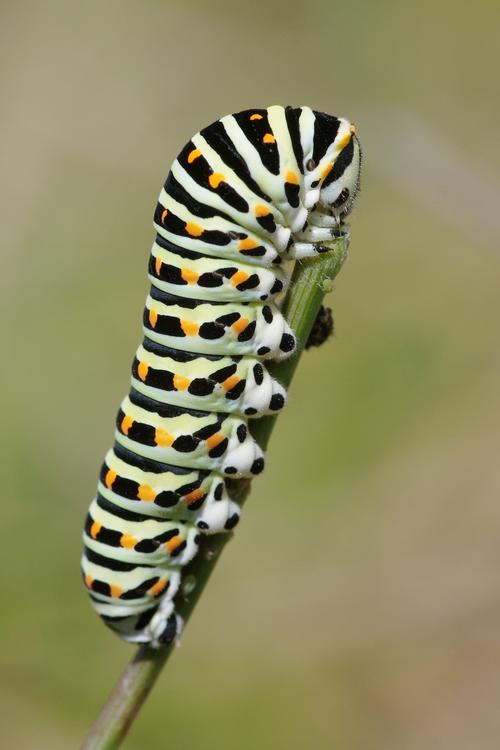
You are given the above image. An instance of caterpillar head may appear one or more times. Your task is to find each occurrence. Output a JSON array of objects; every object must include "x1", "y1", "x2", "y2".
[{"x1": 317, "y1": 122, "x2": 361, "y2": 222}]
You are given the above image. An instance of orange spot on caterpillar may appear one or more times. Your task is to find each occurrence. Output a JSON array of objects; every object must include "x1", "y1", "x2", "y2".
[
  {"x1": 238, "y1": 238, "x2": 257, "y2": 251},
  {"x1": 155, "y1": 256, "x2": 162, "y2": 275},
  {"x1": 250, "y1": 113, "x2": 263, "y2": 120},
  {"x1": 181, "y1": 268, "x2": 199, "y2": 284},
  {"x1": 120, "y1": 533, "x2": 137, "y2": 549},
  {"x1": 155, "y1": 428, "x2": 174, "y2": 447},
  {"x1": 321, "y1": 163, "x2": 333, "y2": 180},
  {"x1": 165, "y1": 535, "x2": 183, "y2": 553},
  {"x1": 110, "y1": 584, "x2": 123, "y2": 598},
  {"x1": 121, "y1": 415, "x2": 134, "y2": 436},
  {"x1": 161, "y1": 209, "x2": 168, "y2": 223},
  {"x1": 208, "y1": 173, "x2": 225, "y2": 189},
  {"x1": 137, "y1": 361, "x2": 149, "y2": 381},
  {"x1": 185, "y1": 488, "x2": 204, "y2": 505},
  {"x1": 285, "y1": 170, "x2": 299, "y2": 185},
  {"x1": 230, "y1": 270, "x2": 249, "y2": 287},
  {"x1": 84, "y1": 575, "x2": 93, "y2": 588},
  {"x1": 336, "y1": 132, "x2": 352, "y2": 150},
  {"x1": 254, "y1": 204, "x2": 270, "y2": 217},
  {"x1": 105, "y1": 470, "x2": 117, "y2": 489},
  {"x1": 263, "y1": 133, "x2": 276, "y2": 144},
  {"x1": 90, "y1": 521, "x2": 101, "y2": 540},
  {"x1": 149, "y1": 579, "x2": 167, "y2": 597},
  {"x1": 137, "y1": 484, "x2": 156, "y2": 502},
  {"x1": 206, "y1": 433, "x2": 225, "y2": 451},
  {"x1": 222, "y1": 374, "x2": 240, "y2": 391},
  {"x1": 349, "y1": 123, "x2": 357, "y2": 134},
  {"x1": 187, "y1": 148, "x2": 202, "y2": 163},
  {"x1": 149, "y1": 308, "x2": 158, "y2": 328},
  {"x1": 173, "y1": 373, "x2": 190, "y2": 391},
  {"x1": 231, "y1": 317, "x2": 250, "y2": 335},
  {"x1": 180, "y1": 319, "x2": 199, "y2": 336},
  {"x1": 185, "y1": 222, "x2": 203, "y2": 237}
]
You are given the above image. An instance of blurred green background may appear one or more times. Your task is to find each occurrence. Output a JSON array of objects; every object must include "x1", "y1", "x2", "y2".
[{"x1": 2, "y1": 0, "x2": 500, "y2": 747}]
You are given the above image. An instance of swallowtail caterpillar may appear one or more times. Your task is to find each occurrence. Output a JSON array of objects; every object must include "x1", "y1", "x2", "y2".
[{"x1": 81, "y1": 106, "x2": 361, "y2": 647}]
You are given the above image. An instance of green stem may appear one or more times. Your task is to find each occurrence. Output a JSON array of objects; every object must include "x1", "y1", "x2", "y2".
[{"x1": 81, "y1": 237, "x2": 349, "y2": 750}]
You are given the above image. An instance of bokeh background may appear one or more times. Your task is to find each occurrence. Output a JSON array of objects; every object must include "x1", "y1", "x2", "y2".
[{"x1": 2, "y1": 1, "x2": 500, "y2": 747}]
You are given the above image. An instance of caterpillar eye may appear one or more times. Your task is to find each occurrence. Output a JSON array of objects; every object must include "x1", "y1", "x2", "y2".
[
  {"x1": 306, "y1": 158, "x2": 316, "y2": 171},
  {"x1": 332, "y1": 188, "x2": 350, "y2": 208}
]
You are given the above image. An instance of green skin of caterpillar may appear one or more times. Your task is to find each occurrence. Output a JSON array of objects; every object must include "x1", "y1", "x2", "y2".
[{"x1": 81, "y1": 105, "x2": 361, "y2": 647}]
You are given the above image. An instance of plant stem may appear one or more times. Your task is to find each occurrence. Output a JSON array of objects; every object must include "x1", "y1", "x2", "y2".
[{"x1": 81, "y1": 237, "x2": 349, "y2": 750}]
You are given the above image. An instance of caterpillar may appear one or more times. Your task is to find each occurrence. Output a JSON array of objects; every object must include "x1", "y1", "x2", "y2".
[{"x1": 81, "y1": 106, "x2": 361, "y2": 648}]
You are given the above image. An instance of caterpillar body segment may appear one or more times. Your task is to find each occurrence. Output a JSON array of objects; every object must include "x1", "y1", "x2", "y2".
[
  {"x1": 82, "y1": 106, "x2": 361, "y2": 647},
  {"x1": 149, "y1": 237, "x2": 288, "y2": 303},
  {"x1": 131, "y1": 343, "x2": 287, "y2": 417},
  {"x1": 98, "y1": 447, "x2": 240, "y2": 530},
  {"x1": 115, "y1": 392, "x2": 265, "y2": 475},
  {"x1": 143, "y1": 291, "x2": 296, "y2": 360}
]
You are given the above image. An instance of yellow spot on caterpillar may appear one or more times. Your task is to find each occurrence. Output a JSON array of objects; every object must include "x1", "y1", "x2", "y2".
[
  {"x1": 187, "y1": 148, "x2": 202, "y2": 164},
  {"x1": 161, "y1": 209, "x2": 168, "y2": 223},
  {"x1": 121, "y1": 415, "x2": 134, "y2": 436},
  {"x1": 349, "y1": 123, "x2": 357, "y2": 134},
  {"x1": 180, "y1": 319, "x2": 199, "y2": 336},
  {"x1": 185, "y1": 222, "x2": 203, "y2": 237},
  {"x1": 231, "y1": 270, "x2": 249, "y2": 287},
  {"x1": 250, "y1": 113, "x2": 263, "y2": 120},
  {"x1": 110, "y1": 584, "x2": 123, "y2": 598},
  {"x1": 173, "y1": 373, "x2": 190, "y2": 391},
  {"x1": 149, "y1": 579, "x2": 167, "y2": 597},
  {"x1": 84, "y1": 575, "x2": 93, "y2": 588},
  {"x1": 137, "y1": 361, "x2": 149, "y2": 381},
  {"x1": 232, "y1": 317, "x2": 250, "y2": 335},
  {"x1": 208, "y1": 172, "x2": 225, "y2": 189},
  {"x1": 105, "y1": 470, "x2": 117, "y2": 489},
  {"x1": 321, "y1": 163, "x2": 333, "y2": 180},
  {"x1": 263, "y1": 133, "x2": 276, "y2": 144},
  {"x1": 185, "y1": 488, "x2": 204, "y2": 505},
  {"x1": 137, "y1": 484, "x2": 156, "y2": 502},
  {"x1": 206, "y1": 433, "x2": 225, "y2": 451},
  {"x1": 222, "y1": 374, "x2": 240, "y2": 391},
  {"x1": 149, "y1": 308, "x2": 158, "y2": 328},
  {"x1": 254, "y1": 204, "x2": 270, "y2": 217},
  {"x1": 181, "y1": 267, "x2": 199, "y2": 284},
  {"x1": 239, "y1": 238, "x2": 257, "y2": 251},
  {"x1": 90, "y1": 521, "x2": 101, "y2": 539},
  {"x1": 120, "y1": 533, "x2": 137, "y2": 549},
  {"x1": 155, "y1": 428, "x2": 174, "y2": 447},
  {"x1": 165, "y1": 535, "x2": 183, "y2": 553},
  {"x1": 285, "y1": 170, "x2": 299, "y2": 185},
  {"x1": 336, "y1": 132, "x2": 352, "y2": 150},
  {"x1": 155, "y1": 256, "x2": 162, "y2": 275}
]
